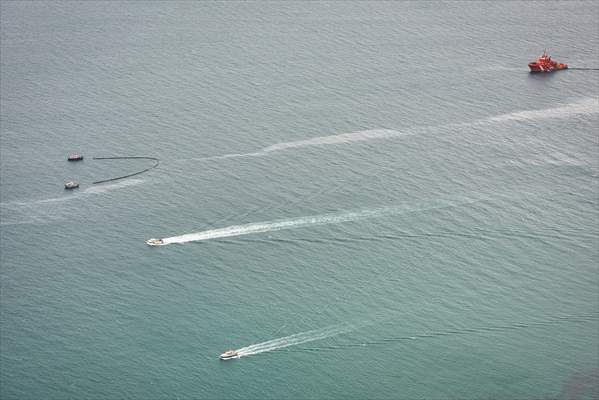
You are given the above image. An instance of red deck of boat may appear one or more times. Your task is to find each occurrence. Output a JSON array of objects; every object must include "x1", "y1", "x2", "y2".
[{"x1": 528, "y1": 51, "x2": 567, "y2": 73}]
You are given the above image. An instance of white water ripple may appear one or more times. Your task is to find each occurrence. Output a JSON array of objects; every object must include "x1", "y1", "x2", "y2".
[
  {"x1": 235, "y1": 324, "x2": 354, "y2": 358},
  {"x1": 482, "y1": 97, "x2": 598, "y2": 124},
  {"x1": 190, "y1": 129, "x2": 404, "y2": 162},
  {"x1": 157, "y1": 196, "x2": 482, "y2": 245},
  {"x1": 0, "y1": 179, "x2": 144, "y2": 226},
  {"x1": 185, "y1": 98, "x2": 598, "y2": 162}
]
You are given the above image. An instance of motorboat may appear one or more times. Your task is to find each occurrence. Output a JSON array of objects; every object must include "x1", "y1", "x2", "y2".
[
  {"x1": 64, "y1": 181, "x2": 79, "y2": 189},
  {"x1": 67, "y1": 154, "x2": 84, "y2": 161},
  {"x1": 146, "y1": 238, "x2": 164, "y2": 246},
  {"x1": 219, "y1": 350, "x2": 239, "y2": 360}
]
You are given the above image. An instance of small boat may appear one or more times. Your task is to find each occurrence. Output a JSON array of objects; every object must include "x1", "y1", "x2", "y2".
[
  {"x1": 219, "y1": 350, "x2": 239, "y2": 360},
  {"x1": 64, "y1": 181, "x2": 79, "y2": 189},
  {"x1": 67, "y1": 154, "x2": 84, "y2": 161},
  {"x1": 528, "y1": 50, "x2": 567, "y2": 73},
  {"x1": 146, "y1": 238, "x2": 164, "y2": 246}
]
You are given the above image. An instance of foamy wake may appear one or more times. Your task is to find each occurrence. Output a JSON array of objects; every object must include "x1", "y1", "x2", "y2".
[
  {"x1": 2, "y1": 179, "x2": 144, "y2": 207},
  {"x1": 0, "y1": 179, "x2": 144, "y2": 226},
  {"x1": 191, "y1": 129, "x2": 405, "y2": 162},
  {"x1": 159, "y1": 197, "x2": 478, "y2": 245},
  {"x1": 82, "y1": 178, "x2": 144, "y2": 195},
  {"x1": 260, "y1": 129, "x2": 403, "y2": 152},
  {"x1": 187, "y1": 98, "x2": 597, "y2": 162},
  {"x1": 236, "y1": 324, "x2": 353, "y2": 358},
  {"x1": 483, "y1": 98, "x2": 598, "y2": 124}
]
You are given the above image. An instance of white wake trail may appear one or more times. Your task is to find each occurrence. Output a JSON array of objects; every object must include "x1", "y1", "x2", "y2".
[
  {"x1": 260, "y1": 129, "x2": 403, "y2": 153},
  {"x1": 159, "y1": 197, "x2": 477, "y2": 245},
  {"x1": 185, "y1": 129, "x2": 404, "y2": 162},
  {"x1": 0, "y1": 179, "x2": 145, "y2": 226},
  {"x1": 82, "y1": 178, "x2": 145, "y2": 195},
  {"x1": 482, "y1": 97, "x2": 598, "y2": 124},
  {"x1": 1, "y1": 179, "x2": 145, "y2": 207},
  {"x1": 236, "y1": 325, "x2": 352, "y2": 357},
  {"x1": 162, "y1": 208, "x2": 383, "y2": 244},
  {"x1": 183, "y1": 98, "x2": 597, "y2": 163}
]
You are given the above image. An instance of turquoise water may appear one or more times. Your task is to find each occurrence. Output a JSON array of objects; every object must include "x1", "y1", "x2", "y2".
[{"x1": 1, "y1": 2, "x2": 598, "y2": 399}]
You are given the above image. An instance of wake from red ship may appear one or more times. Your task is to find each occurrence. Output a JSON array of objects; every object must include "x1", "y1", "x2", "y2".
[{"x1": 182, "y1": 98, "x2": 598, "y2": 162}]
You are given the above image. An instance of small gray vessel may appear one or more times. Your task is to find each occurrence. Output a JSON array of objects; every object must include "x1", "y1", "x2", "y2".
[{"x1": 64, "y1": 181, "x2": 79, "y2": 189}]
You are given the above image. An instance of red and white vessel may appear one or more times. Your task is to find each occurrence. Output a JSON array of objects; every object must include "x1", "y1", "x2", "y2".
[{"x1": 528, "y1": 50, "x2": 567, "y2": 73}]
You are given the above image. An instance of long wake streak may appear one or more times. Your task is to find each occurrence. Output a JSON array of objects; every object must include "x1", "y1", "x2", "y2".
[
  {"x1": 291, "y1": 313, "x2": 599, "y2": 353},
  {"x1": 159, "y1": 197, "x2": 478, "y2": 245},
  {"x1": 5, "y1": 100, "x2": 597, "y2": 224},
  {"x1": 482, "y1": 97, "x2": 598, "y2": 124},
  {"x1": 189, "y1": 129, "x2": 405, "y2": 162},
  {"x1": 236, "y1": 324, "x2": 353, "y2": 357},
  {"x1": 184, "y1": 98, "x2": 598, "y2": 163},
  {"x1": 0, "y1": 179, "x2": 145, "y2": 226},
  {"x1": 162, "y1": 209, "x2": 383, "y2": 244}
]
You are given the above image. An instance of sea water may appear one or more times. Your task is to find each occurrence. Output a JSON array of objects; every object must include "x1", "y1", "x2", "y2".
[{"x1": 1, "y1": 2, "x2": 598, "y2": 399}]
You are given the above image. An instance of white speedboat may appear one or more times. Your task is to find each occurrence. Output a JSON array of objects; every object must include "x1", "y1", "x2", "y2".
[
  {"x1": 219, "y1": 350, "x2": 239, "y2": 360},
  {"x1": 146, "y1": 238, "x2": 164, "y2": 246}
]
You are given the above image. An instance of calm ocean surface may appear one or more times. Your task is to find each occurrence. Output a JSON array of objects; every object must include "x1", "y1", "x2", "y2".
[{"x1": 1, "y1": 2, "x2": 598, "y2": 399}]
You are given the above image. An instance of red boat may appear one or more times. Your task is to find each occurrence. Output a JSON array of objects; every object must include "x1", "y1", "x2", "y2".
[{"x1": 528, "y1": 50, "x2": 567, "y2": 73}]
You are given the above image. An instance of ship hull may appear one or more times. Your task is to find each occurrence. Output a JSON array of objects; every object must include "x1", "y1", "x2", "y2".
[{"x1": 528, "y1": 63, "x2": 568, "y2": 73}]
